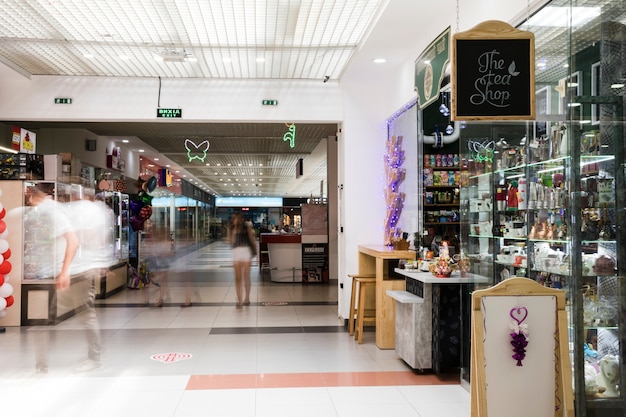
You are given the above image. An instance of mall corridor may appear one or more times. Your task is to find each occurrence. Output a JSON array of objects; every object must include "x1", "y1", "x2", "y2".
[{"x1": 0, "y1": 240, "x2": 467, "y2": 417}]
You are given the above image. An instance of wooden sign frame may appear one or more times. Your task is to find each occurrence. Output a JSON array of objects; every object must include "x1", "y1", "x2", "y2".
[
  {"x1": 452, "y1": 20, "x2": 535, "y2": 120},
  {"x1": 470, "y1": 278, "x2": 574, "y2": 417}
]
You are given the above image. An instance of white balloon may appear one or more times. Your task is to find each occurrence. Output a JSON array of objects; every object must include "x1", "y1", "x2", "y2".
[
  {"x1": 0, "y1": 230, "x2": 7, "y2": 239},
  {"x1": 0, "y1": 283, "x2": 13, "y2": 298},
  {"x1": 0, "y1": 239, "x2": 8, "y2": 254},
  {"x1": 3, "y1": 274, "x2": 9, "y2": 282},
  {"x1": 0, "y1": 309, "x2": 7, "y2": 318},
  {"x1": 0, "y1": 297, "x2": 6, "y2": 311}
]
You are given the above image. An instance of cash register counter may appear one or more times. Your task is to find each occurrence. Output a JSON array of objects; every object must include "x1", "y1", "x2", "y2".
[
  {"x1": 389, "y1": 269, "x2": 489, "y2": 372},
  {"x1": 260, "y1": 233, "x2": 302, "y2": 282}
]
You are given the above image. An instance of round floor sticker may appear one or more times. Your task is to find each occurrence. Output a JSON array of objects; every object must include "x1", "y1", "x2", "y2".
[{"x1": 150, "y1": 352, "x2": 192, "y2": 363}]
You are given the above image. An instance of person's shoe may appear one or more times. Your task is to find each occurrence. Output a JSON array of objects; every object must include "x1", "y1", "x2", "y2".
[
  {"x1": 36, "y1": 364, "x2": 48, "y2": 374},
  {"x1": 156, "y1": 300, "x2": 163, "y2": 307},
  {"x1": 75, "y1": 359, "x2": 102, "y2": 373},
  {"x1": 236, "y1": 303, "x2": 242, "y2": 309},
  {"x1": 243, "y1": 301, "x2": 250, "y2": 306},
  {"x1": 181, "y1": 302, "x2": 192, "y2": 307}
]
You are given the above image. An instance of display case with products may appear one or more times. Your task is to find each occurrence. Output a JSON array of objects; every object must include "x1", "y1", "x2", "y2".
[
  {"x1": 458, "y1": 112, "x2": 624, "y2": 416},
  {"x1": 100, "y1": 191, "x2": 130, "y2": 263},
  {"x1": 19, "y1": 180, "x2": 102, "y2": 325}
]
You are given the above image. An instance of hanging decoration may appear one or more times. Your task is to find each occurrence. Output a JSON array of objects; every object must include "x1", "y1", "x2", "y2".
[
  {"x1": 129, "y1": 176, "x2": 157, "y2": 231},
  {"x1": 509, "y1": 306, "x2": 529, "y2": 366},
  {"x1": 283, "y1": 123, "x2": 296, "y2": 148},
  {"x1": 184, "y1": 139, "x2": 210, "y2": 162},
  {"x1": 0, "y1": 191, "x2": 14, "y2": 320},
  {"x1": 383, "y1": 135, "x2": 406, "y2": 245}
]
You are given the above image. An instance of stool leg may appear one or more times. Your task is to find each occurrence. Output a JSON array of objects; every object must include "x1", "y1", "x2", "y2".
[
  {"x1": 356, "y1": 282, "x2": 366, "y2": 344},
  {"x1": 348, "y1": 279, "x2": 357, "y2": 336}
]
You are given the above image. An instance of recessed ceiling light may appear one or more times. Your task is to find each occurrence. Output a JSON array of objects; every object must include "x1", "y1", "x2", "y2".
[
  {"x1": 154, "y1": 158, "x2": 159, "y2": 161},
  {"x1": 84, "y1": 53, "x2": 94, "y2": 59},
  {"x1": 373, "y1": 58, "x2": 386, "y2": 64},
  {"x1": 256, "y1": 57, "x2": 265, "y2": 63},
  {"x1": 119, "y1": 55, "x2": 129, "y2": 60},
  {"x1": 122, "y1": 139, "x2": 129, "y2": 143},
  {"x1": 222, "y1": 57, "x2": 232, "y2": 63},
  {"x1": 138, "y1": 149, "x2": 144, "y2": 153},
  {"x1": 166, "y1": 164, "x2": 170, "y2": 167},
  {"x1": 610, "y1": 83, "x2": 625, "y2": 89},
  {"x1": 175, "y1": 170, "x2": 180, "y2": 173}
]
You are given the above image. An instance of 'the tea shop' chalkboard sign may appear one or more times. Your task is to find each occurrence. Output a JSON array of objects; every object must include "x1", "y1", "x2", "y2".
[{"x1": 452, "y1": 20, "x2": 535, "y2": 121}]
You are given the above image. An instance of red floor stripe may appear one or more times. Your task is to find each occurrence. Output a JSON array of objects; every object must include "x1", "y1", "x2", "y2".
[{"x1": 186, "y1": 371, "x2": 459, "y2": 390}]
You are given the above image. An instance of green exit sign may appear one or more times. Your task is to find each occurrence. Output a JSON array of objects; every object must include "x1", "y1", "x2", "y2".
[
  {"x1": 54, "y1": 98, "x2": 72, "y2": 104},
  {"x1": 157, "y1": 108, "x2": 182, "y2": 118},
  {"x1": 262, "y1": 100, "x2": 278, "y2": 106}
]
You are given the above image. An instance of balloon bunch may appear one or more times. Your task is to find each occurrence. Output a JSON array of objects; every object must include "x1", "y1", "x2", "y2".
[
  {"x1": 129, "y1": 176, "x2": 157, "y2": 231},
  {"x1": 0, "y1": 190, "x2": 14, "y2": 319}
]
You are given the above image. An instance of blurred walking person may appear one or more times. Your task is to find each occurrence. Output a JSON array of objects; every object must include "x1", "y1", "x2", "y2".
[{"x1": 229, "y1": 212, "x2": 256, "y2": 308}]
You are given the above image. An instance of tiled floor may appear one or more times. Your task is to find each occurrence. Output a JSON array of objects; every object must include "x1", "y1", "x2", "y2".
[{"x1": 0, "y1": 240, "x2": 469, "y2": 417}]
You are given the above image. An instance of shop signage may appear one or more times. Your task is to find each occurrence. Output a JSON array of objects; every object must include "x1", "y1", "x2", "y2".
[
  {"x1": 452, "y1": 20, "x2": 535, "y2": 120},
  {"x1": 301, "y1": 243, "x2": 329, "y2": 283},
  {"x1": 415, "y1": 26, "x2": 450, "y2": 109},
  {"x1": 156, "y1": 108, "x2": 182, "y2": 118}
]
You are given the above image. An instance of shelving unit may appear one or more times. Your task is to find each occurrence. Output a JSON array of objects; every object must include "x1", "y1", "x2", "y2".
[
  {"x1": 458, "y1": 112, "x2": 624, "y2": 416},
  {"x1": 422, "y1": 160, "x2": 461, "y2": 255}
]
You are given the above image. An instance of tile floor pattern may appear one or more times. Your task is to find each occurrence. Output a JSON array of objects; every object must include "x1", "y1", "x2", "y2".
[{"x1": 0, "y1": 241, "x2": 470, "y2": 417}]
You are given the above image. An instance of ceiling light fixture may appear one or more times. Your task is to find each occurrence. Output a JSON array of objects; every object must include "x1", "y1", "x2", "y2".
[
  {"x1": 373, "y1": 58, "x2": 386, "y2": 63},
  {"x1": 154, "y1": 49, "x2": 197, "y2": 63}
]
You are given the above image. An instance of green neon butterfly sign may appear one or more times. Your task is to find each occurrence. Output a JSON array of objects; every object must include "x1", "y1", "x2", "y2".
[{"x1": 185, "y1": 139, "x2": 210, "y2": 162}]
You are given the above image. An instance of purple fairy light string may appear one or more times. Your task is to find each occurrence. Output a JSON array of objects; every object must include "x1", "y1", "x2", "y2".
[{"x1": 509, "y1": 306, "x2": 529, "y2": 366}]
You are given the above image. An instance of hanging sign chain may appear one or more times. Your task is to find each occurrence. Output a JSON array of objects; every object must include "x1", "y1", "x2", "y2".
[{"x1": 456, "y1": 0, "x2": 460, "y2": 32}]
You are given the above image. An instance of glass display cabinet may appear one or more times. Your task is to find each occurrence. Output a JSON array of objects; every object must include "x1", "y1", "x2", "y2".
[{"x1": 455, "y1": 3, "x2": 625, "y2": 416}]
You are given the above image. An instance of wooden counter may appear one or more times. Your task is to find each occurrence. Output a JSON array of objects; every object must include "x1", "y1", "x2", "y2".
[{"x1": 358, "y1": 245, "x2": 416, "y2": 349}]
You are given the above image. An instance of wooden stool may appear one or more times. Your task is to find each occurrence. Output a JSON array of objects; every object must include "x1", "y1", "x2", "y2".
[{"x1": 348, "y1": 274, "x2": 376, "y2": 344}]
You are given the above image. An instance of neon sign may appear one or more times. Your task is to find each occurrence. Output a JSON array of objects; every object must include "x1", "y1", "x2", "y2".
[
  {"x1": 283, "y1": 123, "x2": 296, "y2": 148},
  {"x1": 184, "y1": 139, "x2": 210, "y2": 162}
]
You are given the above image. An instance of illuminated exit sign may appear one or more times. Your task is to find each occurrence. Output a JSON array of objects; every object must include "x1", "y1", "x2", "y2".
[
  {"x1": 157, "y1": 108, "x2": 182, "y2": 118},
  {"x1": 262, "y1": 100, "x2": 278, "y2": 106},
  {"x1": 54, "y1": 98, "x2": 72, "y2": 104}
]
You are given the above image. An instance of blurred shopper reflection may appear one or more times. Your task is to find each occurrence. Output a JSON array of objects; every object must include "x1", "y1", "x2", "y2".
[
  {"x1": 27, "y1": 183, "x2": 114, "y2": 373},
  {"x1": 229, "y1": 212, "x2": 256, "y2": 308}
]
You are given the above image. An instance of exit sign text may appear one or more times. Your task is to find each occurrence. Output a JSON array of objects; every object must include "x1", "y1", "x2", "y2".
[
  {"x1": 54, "y1": 98, "x2": 72, "y2": 104},
  {"x1": 157, "y1": 108, "x2": 182, "y2": 118},
  {"x1": 262, "y1": 100, "x2": 278, "y2": 106}
]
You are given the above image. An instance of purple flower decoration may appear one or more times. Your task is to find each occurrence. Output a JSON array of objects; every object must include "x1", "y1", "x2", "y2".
[
  {"x1": 510, "y1": 332, "x2": 528, "y2": 366},
  {"x1": 509, "y1": 306, "x2": 529, "y2": 366}
]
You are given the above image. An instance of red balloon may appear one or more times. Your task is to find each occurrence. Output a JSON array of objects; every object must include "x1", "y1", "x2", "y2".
[
  {"x1": 2, "y1": 248, "x2": 10, "y2": 260},
  {"x1": 0, "y1": 220, "x2": 5, "y2": 234},
  {"x1": 0, "y1": 208, "x2": 5, "y2": 219},
  {"x1": 5, "y1": 295, "x2": 14, "y2": 307},
  {"x1": 0, "y1": 275, "x2": 4, "y2": 286},
  {"x1": 0, "y1": 260, "x2": 11, "y2": 275}
]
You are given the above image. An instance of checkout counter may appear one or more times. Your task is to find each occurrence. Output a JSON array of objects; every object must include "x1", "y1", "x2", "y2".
[
  {"x1": 260, "y1": 232, "x2": 329, "y2": 283},
  {"x1": 260, "y1": 233, "x2": 302, "y2": 282}
]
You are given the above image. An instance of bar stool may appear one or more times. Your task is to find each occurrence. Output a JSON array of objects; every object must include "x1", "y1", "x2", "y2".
[{"x1": 348, "y1": 274, "x2": 376, "y2": 344}]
